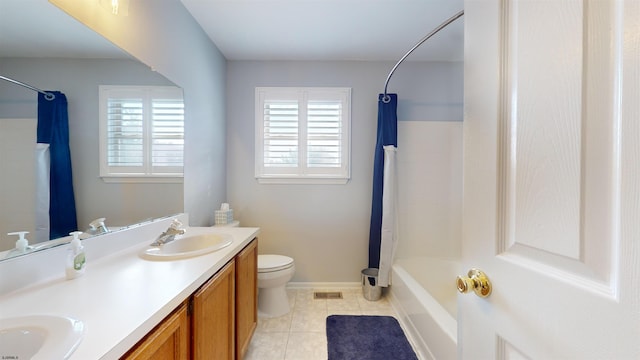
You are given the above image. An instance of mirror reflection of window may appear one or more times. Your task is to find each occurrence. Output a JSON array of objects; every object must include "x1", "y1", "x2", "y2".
[{"x1": 99, "y1": 85, "x2": 185, "y2": 183}]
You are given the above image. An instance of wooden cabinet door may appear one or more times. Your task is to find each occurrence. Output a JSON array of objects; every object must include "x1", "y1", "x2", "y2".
[
  {"x1": 192, "y1": 259, "x2": 235, "y2": 360},
  {"x1": 121, "y1": 302, "x2": 190, "y2": 360},
  {"x1": 235, "y1": 238, "x2": 258, "y2": 359}
]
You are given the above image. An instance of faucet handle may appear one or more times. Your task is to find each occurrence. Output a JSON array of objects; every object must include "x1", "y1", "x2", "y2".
[
  {"x1": 89, "y1": 218, "x2": 106, "y2": 230},
  {"x1": 170, "y1": 219, "x2": 184, "y2": 230},
  {"x1": 88, "y1": 218, "x2": 109, "y2": 234}
]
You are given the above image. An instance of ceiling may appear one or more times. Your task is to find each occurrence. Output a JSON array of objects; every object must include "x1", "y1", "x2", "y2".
[
  {"x1": 0, "y1": 0, "x2": 464, "y2": 62},
  {"x1": 0, "y1": 0, "x2": 130, "y2": 59},
  {"x1": 180, "y1": 0, "x2": 464, "y2": 62}
]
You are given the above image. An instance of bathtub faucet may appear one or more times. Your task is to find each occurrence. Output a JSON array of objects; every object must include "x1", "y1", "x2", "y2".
[{"x1": 151, "y1": 219, "x2": 186, "y2": 246}]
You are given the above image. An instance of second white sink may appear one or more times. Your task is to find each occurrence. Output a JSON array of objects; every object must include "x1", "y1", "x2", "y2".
[
  {"x1": 141, "y1": 232, "x2": 233, "y2": 260},
  {"x1": 0, "y1": 315, "x2": 84, "y2": 360}
]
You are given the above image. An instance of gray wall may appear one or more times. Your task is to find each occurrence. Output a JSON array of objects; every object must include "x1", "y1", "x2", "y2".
[
  {"x1": 52, "y1": 0, "x2": 228, "y2": 226},
  {"x1": 227, "y1": 61, "x2": 462, "y2": 282},
  {"x1": 31, "y1": 1, "x2": 464, "y2": 283},
  {"x1": 0, "y1": 58, "x2": 183, "y2": 230}
]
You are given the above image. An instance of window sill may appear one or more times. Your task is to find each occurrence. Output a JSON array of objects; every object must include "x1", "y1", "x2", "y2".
[
  {"x1": 256, "y1": 177, "x2": 349, "y2": 185},
  {"x1": 101, "y1": 176, "x2": 184, "y2": 184}
]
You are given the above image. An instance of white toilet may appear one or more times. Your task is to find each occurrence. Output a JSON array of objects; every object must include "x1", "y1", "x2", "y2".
[{"x1": 257, "y1": 254, "x2": 295, "y2": 318}]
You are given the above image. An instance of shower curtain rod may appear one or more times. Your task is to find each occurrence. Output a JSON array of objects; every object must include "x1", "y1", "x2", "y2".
[
  {"x1": 382, "y1": 9, "x2": 464, "y2": 103},
  {"x1": 0, "y1": 75, "x2": 55, "y2": 100}
]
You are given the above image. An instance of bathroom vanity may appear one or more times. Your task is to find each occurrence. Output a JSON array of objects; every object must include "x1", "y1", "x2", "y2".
[
  {"x1": 0, "y1": 215, "x2": 259, "y2": 359},
  {"x1": 123, "y1": 238, "x2": 257, "y2": 359}
]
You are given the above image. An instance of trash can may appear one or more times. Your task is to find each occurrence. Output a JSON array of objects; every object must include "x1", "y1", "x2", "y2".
[{"x1": 361, "y1": 268, "x2": 382, "y2": 301}]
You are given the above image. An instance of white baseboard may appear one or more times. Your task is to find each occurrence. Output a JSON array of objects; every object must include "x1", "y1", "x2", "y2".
[{"x1": 287, "y1": 281, "x2": 361, "y2": 289}]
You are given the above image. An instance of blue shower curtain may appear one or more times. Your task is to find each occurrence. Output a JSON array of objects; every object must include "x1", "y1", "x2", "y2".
[
  {"x1": 37, "y1": 91, "x2": 78, "y2": 239},
  {"x1": 368, "y1": 94, "x2": 397, "y2": 284}
]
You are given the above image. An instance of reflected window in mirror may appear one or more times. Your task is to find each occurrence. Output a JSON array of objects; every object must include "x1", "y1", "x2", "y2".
[{"x1": 99, "y1": 85, "x2": 184, "y2": 183}]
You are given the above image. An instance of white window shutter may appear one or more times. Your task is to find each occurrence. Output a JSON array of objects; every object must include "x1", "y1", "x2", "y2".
[
  {"x1": 255, "y1": 87, "x2": 351, "y2": 184},
  {"x1": 307, "y1": 100, "x2": 342, "y2": 168},
  {"x1": 263, "y1": 100, "x2": 299, "y2": 168},
  {"x1": 99, "y1": 85, "x2": 184, "y2": 182},
  {"x1": 151, "y1": 98, "x2": 184, "y2": 172},
  {"x1": 106, "y1": 97, "x2": 144, "y2": 168}
]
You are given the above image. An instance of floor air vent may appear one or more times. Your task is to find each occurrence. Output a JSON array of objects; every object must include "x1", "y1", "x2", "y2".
[{"x1": 314, "y1": 291, "x2": 343, "y2": 299}]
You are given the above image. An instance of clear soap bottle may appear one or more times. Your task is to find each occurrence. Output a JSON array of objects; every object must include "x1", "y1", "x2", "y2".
[
  {"x1": 66, "y1": 231, "x2": 86, "y2": 279},
  {"x1": 6, "y1": 231, "x2": 33, "y2": 257}
]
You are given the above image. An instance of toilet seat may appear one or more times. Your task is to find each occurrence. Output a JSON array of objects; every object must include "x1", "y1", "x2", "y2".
[{"x1": 258, "y1": 255, "x2": 294, "y2": 273}]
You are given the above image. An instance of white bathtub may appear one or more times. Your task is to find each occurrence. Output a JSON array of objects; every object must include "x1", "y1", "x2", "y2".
[{"x1": 390, "y1": 257, "x2": 459, "y2": 360}]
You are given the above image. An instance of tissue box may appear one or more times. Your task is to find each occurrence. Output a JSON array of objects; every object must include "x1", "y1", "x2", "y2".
[{"x1": 215, "y1": 209, "x2": 233, "y2": 225}]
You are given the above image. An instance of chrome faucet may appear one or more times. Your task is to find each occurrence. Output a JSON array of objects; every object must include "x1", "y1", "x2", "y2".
[
  {"x1": 151, "y1": 219, "x2": 186, "y2": 246},
  {"x1": 87, "y1": 218, "x2": 109, "y2": 235}
]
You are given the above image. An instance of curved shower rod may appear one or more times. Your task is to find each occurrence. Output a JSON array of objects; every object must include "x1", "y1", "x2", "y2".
[
  {"x1": 0, "y1": 75, "x2": 55, "y2": 100},
  {"x1": 382, "y1": 9, "x2": 464, "y2": 103}
]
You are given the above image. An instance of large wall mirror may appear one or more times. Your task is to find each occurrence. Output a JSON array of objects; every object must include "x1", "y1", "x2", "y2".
[{"x1": 0, "y1": 1, "x2": 184, "y2": 259}]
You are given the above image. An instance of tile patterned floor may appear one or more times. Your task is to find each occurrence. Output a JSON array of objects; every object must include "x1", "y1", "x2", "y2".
[{"x1": 245, "y1": 287, "x2": 398, "y2": 360}]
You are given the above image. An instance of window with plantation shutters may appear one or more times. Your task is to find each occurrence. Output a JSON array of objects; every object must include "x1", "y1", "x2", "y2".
[
  {"x1": 255, "y1": 87, "x2": 351, "y2": 184},
  {"x1": 99, "y1": 86, "x2": 184, "y2": 182}
]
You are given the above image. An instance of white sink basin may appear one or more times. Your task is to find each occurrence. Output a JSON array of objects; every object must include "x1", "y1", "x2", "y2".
[
  {"x1": 0, "y1": 315, "x2": 84, "y2": 360},
  {"x1": 141, "y1": 232, "x2": 233, "y2": 260}
]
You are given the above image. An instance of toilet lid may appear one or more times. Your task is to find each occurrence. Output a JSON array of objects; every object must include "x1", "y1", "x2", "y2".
[{"x1": 258, "y1": 254, "x2": 294, "y2": 272}]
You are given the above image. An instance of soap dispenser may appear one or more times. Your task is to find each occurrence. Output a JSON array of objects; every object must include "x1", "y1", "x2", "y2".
[
  {"x1": 66, "y1": 231, "x2": 86, "y2": 279},
  {"x1": 5, "y1": 231, "x2": 33, "y2": 258}
]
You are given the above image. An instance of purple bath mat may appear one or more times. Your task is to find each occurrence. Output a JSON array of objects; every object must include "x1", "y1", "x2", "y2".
[{"x1": 326, "y1": 315, "x2": 418, "y2": 360}]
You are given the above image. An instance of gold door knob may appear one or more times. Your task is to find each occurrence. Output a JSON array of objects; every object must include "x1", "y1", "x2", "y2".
[{"x1": 456, "y1": 268, "x2": 492, "y2": 298}]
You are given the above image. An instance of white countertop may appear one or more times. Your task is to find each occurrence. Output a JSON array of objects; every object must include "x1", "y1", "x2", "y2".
[{"x1": 0, "y1": 225, "x2": 259, "y2": 359}]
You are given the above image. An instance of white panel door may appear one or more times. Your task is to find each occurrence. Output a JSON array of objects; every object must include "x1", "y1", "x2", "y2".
[{"x1": 461, "y1": 0, "x2": 640, "y2": 359}]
